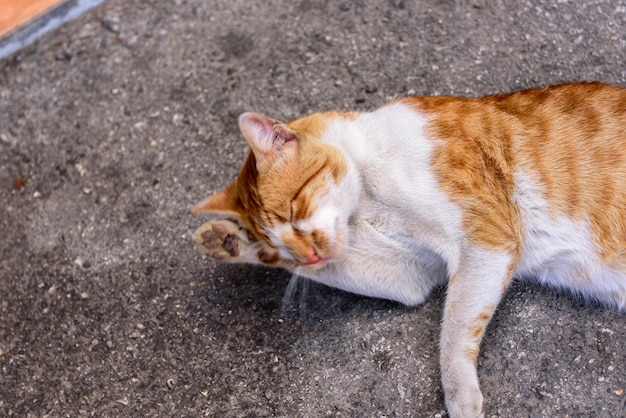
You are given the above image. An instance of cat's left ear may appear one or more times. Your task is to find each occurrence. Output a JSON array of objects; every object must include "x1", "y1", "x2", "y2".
[
  {"x1": 190, "y1": 188, "x2": 238, "y2": 216},
  {"x1": 238, "y1": 112, "x2": 298, "y2": 165}
]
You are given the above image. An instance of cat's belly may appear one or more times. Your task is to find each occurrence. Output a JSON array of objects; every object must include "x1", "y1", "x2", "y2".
[
  {"x1": 515, "y1": 214, "x2": 613, "y2": 286},
  {"x1": 513, "y1": 170, "x2": 626, "y2": 308}
]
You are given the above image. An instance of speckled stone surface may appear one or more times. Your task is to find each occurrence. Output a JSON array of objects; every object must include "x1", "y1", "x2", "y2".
[{"x1": 1, "y1": 1, "x2": 625, "y2": 416}]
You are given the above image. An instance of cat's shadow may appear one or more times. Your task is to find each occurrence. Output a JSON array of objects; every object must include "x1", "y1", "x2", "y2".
[
  {"x1": 500, "y1": 279, "x2": 612, "y2": 315},
  {"x1": 200, "y1": 261, "x2": 610, "y2": 325},
  {"x1": 279, "y1": 272, "x2": 429, "y2": 324},
  {"x1": 196, "y1": 260, "x2": 615, "y2": 362},
  {"x1": 197, "y1": 262, "x2": 434, "y2": 326}
]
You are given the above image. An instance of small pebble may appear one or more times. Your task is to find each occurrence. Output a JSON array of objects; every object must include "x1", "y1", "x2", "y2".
[
  {"x1": 75, "y1": 164, "x2": 86, "y2": 176},
  {"x1": 172, "y1": 113, "x2": 184, "y2": 125},
  {"x1": 102, "y1": 17, "x2": 121, "y2": 34}
]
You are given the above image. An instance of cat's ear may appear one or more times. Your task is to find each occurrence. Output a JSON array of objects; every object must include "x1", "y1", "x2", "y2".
[
  {"x1": 190, "y1": 188, "x2": 238, "y2": 216},
  {"x1": 238, "y1": 112, "x2": 297, "y2": 165}
]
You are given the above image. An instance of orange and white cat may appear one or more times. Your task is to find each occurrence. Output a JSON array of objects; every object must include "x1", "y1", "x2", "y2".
[{"x1": 191, "y1": 82, "x2": 626, "y2": 418}]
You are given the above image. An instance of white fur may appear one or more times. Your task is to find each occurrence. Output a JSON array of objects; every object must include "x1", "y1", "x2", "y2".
[
  {"x1": 290, "y1": 103, "x2": 465, "y2": 305},
  {"x1": 513, "y1": 168, "x2": 626, "y2": 309},
  {"x1": 266, "y1": 222, "x2": 296, "y2": 261},
  {"x1": 295, "y1": 178, "x2": 351, "y2": 260},
  {"x1": 440, "y1": 248, "x2": 513, "y2": 418}
]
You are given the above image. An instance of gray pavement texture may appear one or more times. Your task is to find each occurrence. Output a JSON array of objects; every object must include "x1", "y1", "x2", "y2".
[{"x1": 1, "y1": 0, "x2": 625, "y2": 417}]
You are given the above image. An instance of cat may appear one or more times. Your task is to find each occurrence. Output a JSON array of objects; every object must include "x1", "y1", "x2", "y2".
[{"x1": 191, "y1": 82, "x2": 626, "y2": 418}]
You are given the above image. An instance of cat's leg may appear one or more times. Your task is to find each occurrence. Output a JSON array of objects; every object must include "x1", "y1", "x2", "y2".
[
  {"x1": 194, "y1": 219, "x2": 262, "y2": 263},
  {"x1": 194, "y1": 219, "x2": 287, "y2": 267},
  {"x1": 440, "y1": 247, "x2": 514, "y2": 418}
]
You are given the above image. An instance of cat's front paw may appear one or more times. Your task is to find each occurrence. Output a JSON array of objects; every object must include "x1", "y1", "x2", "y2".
[
  {"x1": 445, "y1": 385, "x2": 485, "y2": 418},
  {"x1": 194, "y1": 219, "x2": 251, "y2": 262}
]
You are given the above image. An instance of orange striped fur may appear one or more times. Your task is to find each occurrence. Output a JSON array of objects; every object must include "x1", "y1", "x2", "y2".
[{"x1": 402, "y1": 82, "x2": 626, "y2": 260}]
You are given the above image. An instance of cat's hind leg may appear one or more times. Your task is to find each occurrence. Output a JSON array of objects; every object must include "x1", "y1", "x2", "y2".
[{"x1": 194, "y1": 219, "x2": 259, "y2": 263}]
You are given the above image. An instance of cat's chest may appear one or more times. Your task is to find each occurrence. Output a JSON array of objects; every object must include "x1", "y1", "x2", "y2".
[{"x1": 348, "y1": 194, "x2": 459, "y2": 269}]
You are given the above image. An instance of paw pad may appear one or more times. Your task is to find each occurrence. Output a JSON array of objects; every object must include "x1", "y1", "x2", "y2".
[
  {"x1": 222, "y1": 233, "x2": 239, "y2": 257},
  {"x1": 194, "y1": 220, "x2": 244, "y2": 261}
]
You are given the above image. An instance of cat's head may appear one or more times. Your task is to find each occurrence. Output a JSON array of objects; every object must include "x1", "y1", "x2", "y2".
[{"x1": 192, "y1": 111, "x2": 357, "y2": 269}]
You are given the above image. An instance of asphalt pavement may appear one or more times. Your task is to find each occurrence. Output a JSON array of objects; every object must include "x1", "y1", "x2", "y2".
[{"x1": 1, "y1": 0, "x2": 625, "y2": 416}]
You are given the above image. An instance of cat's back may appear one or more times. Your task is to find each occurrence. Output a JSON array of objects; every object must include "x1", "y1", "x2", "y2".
[{"x1": 492, "y1": 83, "x2": 626, "y2": 197}]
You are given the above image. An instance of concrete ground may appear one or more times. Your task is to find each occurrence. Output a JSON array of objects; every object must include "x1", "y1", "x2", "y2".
[{"x1": 1, "y1": 0, "x2": 625, "y2": 416}]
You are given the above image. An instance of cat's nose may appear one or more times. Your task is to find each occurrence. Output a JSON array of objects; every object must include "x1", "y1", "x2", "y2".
[{"x1": 304, "y1": 248, "x2": 321, "y2": 264}]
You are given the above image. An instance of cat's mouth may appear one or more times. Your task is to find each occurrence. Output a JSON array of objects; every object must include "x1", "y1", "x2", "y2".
[
  {"x1": 300, "y1": 252, "x2": 329, "y2": 269},
  {"x1": 295, "y1": 240, "x2": 345, "y2": 269},
  {"x1": 279, "y1": 220, "x2": 347, "y2": 269}
]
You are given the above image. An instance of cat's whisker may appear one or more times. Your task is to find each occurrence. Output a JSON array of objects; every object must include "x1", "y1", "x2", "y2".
[
  {"x1": 280, "y1": 272, "x2": 311, "y2": 322},
  {"x1": 281, "y1": 272, "x2": 301, "y2": 309},
  {"x1": 297, "y1": 276, "x2": 310, "y2": 322}
]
